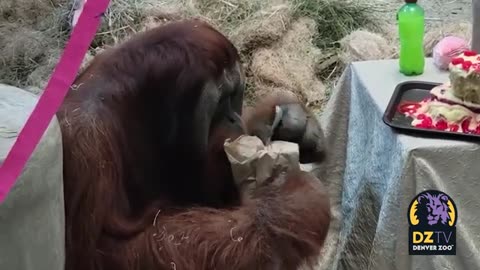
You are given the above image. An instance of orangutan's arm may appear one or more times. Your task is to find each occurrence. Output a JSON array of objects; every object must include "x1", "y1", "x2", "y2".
[{"x1": 132, "y1": 171, "x2": 330, "y2": 270}]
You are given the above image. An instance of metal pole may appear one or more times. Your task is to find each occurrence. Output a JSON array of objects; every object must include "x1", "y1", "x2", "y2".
[{"x1": 473, "y1": 0, "x2": 480, "y2": 51}]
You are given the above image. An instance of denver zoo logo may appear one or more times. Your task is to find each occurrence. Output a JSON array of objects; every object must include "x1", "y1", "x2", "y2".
[{"x1": 408, "y1": 190, "x2": 457, "y2": 255}]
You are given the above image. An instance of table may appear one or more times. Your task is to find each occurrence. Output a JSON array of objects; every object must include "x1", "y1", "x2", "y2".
[
  {"x1": 0, "y1": 84, "x2": 65, "y2": 270},
  {"x1": 315, "y1": 58, "x2": 480, "y2": 270}
]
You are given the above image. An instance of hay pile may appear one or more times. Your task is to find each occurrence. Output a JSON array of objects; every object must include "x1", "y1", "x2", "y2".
[
  {"x1": 229, "y1": 3, "x2": 293, "y2": 58},
  {"x1": 249, "y1": 18, "x2": 326, "y2": 108},
  {"x1": 339, "y1": 21, "x2": 473, "y2": 67},
  {"x1": 0, "y1": 0, "x2": 393, "y2": 111},
  {"x1": 1, "y1": 0, "x2": 475, "y2": 111},
  {"x1": 0, "y1": 0, "x2": 70, "y2": 93},
  {"x1": 423, "y1": 22, "x2": 472, "y2": 56},
  {"x1": 339, "y1": 30, "x2": 396, "y2": 62}
]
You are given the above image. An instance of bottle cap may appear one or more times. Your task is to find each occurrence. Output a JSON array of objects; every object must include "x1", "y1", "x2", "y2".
[{"x1": 405, "y1": 0, "x2": 417, "y2": 3}]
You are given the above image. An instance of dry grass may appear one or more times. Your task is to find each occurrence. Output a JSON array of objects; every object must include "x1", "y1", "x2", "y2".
[
  {"x1": 250, "y1": 18, "x2": 326, "y2": 109},
  {"x1": 0, "y1": 0, "x2": 70, "y2": 90},
  {"x1": 338, "y1": 21, "x2": 474, "y2": 73},
  {"x1": 339, "y1": 30, "x2": 397, "y2": 63},
  {"x1": 291, "y1": 0, "x2": 386, "y2": 81},
  {"x1": 0, "y1": 0, "x2": 388, "y2": 111},
  {"x1": 423, "y1": 22, "x2": 472, "y2": 56},
  {"x1": 1, "y1": 0, "x2": 474, "y2": 111}
]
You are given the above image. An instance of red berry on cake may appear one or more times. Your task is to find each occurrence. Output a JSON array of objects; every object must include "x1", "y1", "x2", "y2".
[
  {"x1": 398, "y1": 102, "x2": 421, "y2": 114},
  {"x1": 461, "y1": 118, "x2": 471, "y2": 133},
  {"x1": 435, "y1": 119, "x2": 448, "y2": 130},
  {"x1": 463, "y1": 50, "x2": 478, "y2": 57},
  {"x1": 421, "y1": 117, "x2": 433, "y2": 128},
  {"x1": 450, "y1": 124, "x2": 459, "y2": 132},
  {"x1": 475, "y1": 126, "x2": 480, "y2": 134},
  {"x1": 451, "y1": 57, "x2": 464, "y2": 65},
  {"x1": 462, "y1": 60, "x2": 473, "y2": 71},
  {"x1": 417, "y1": 114, "x2": 426, "y2": 120},
  {"x1": 473, "y1": 63, "x2": 480, "y2": 73}
]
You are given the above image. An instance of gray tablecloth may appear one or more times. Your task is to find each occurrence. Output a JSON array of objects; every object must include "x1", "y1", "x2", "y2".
[
  {"x1": 315, "y1": 58, "x2": 480, "y2": 270},
  {"x1": 0, "y1": 84, "x2": 65, "y2": 270}
]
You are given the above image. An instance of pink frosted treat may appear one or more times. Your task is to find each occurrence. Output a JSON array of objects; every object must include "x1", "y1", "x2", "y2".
[{"x1": 433, "y1": 36, "x2": 470, "y2": 70}]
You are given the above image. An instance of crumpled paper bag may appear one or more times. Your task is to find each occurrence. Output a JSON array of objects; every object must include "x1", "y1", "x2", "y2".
[{"x1": 223, "y1": 135, "x2": 300, "y2": 194}]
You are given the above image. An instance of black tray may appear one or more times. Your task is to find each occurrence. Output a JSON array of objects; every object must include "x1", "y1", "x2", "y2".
[{"x1": 382, "y1": 81, "x2": 480, "y2": 141}]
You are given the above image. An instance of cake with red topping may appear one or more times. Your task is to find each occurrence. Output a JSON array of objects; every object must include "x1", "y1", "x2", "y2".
[
  {"x1": 449, "y1": 50, "x2": 480, "y2": 103},
  {"x1": 398, "y1": 50, "x2": 480, "y2": 134}
]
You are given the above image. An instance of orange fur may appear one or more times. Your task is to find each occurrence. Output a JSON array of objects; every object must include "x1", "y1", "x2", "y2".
[{"x1": 58, "y1": 19, "x2": 331, "y2": 270}]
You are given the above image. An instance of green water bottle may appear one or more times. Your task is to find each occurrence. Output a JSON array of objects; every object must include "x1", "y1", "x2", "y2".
[{"x1": 397, "y1": 0, "x2": 425, "y2": 76}]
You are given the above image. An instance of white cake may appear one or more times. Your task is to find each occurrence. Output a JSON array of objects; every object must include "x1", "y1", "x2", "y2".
[{"x1": 448, "y1": 50, "x2": 480, "y2": 103}]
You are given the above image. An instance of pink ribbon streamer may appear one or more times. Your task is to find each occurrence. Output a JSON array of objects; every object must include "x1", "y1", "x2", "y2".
[{"x1": 0, "y1": 0, "x2": 111, "y2": 203}]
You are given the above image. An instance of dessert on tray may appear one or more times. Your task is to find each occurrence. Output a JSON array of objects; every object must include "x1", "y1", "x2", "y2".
[{"x1": 399, "y1": 50, "x2": 480, "y2": 134}]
